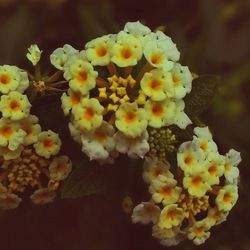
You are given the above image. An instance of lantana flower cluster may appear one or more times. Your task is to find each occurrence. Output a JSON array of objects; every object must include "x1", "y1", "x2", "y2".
[
  {"x1": 50, "y1": 21, "x2": 192, "y2": 163},
  {"x1": 132, "y1": 127, "x2": 241, "y2": 246},
  {"x1": 0, "y1": 64, "x2": 72, "y2": 209}
]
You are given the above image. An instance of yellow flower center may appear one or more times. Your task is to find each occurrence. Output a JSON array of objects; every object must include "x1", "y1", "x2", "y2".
[
  {"x1": 172, "y1": 74, "x2": 181, "y2": 86},
  {"x1": 151, "y1": 53, "x2": 162, "y2": 65}
]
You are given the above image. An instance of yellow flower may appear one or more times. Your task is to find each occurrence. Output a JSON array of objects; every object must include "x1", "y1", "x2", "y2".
[
  {"x1": 20, "y1": 115, "x2": 42, "y2": 146},
  {"x1": 193, "y1": 127, "x2": 218, "y2": 155},
  {"x1": 144, "y1": 98, "x2": 175, "y2": 128},
  {"x1": 61, "y1": 89, "x2": 83, "y2": 115},
  {"x1": 170, "y1": 63, "x2": 192, "y2": 99},
  {"x1": 0, "y1": 91, "x2": 31, "y2": 120},
  {"x1": 111, "y1": 31, "x2": 143, "y2": 67},
  {"x1": 132, "y1": 201, "x2": 161, "y2": 224},
  {"x1": 34, "y1": 130, "x2": 62, "y2": 159},
  {"x1": 114, "y1": 130, "x2": 149, "y2": 159},
  {"x1": 142, "y1": 157, "x2": 172, "y2": 184},
  {"x1": 177, "y1": 141, "x2": 205, "y2": 175},
  {"x1": 80, "y1": 121, "x2": 116, "y2": 161},
  {"x1": 187, "y1": 218, "x2": 211, "y2": 245},
  {"x1": 86, "y1": 35, "x2": 113, "y2": 66},
  {"x1": 0, "y1": 118, "x2": 26, "y2": 150},
  {"x1": 50, "y1": 44, "x2": 78, "y2": 70},
  {"x1": 215, "y1": 184, "x2": 238, "y2": 211},
  {"x1": 0, "y1": 145, "x2": 23, "y2": 160},
  {"x1": 0, "y1": 65, "x2": 20, "y2": 94},
  {"x1": 115, "y1": 102, "x2": 147, "y2": 137},
  {"x1": 149, "y1": 175, "x2": 182, "y2": 205},
  {"x1": 64, "y1": 59, "x2": 98, "y2": 95},
  {"x1": 30, "y1": 188, "x2": 56, "y2": 205},
  {"x1": 140, "y1": 68, "x2": 174, "y2": 101},
  {"x1": 26, "y1": 44, "x2": 42, "y2": 66},
  {"x1": 0, "y1": 192, "x2": 22, "y2": 209},
  {"x1": 72, "y1": 98, "x2": 104, "y2": 131},
  {"x1": 158, "y1": 204, "x2": 184, "y2": 229},
  {"x1": 207, "y1": 207, "x2": 229, "y2": 226},
  {"x1": 183, "y1": 167, "x2": 211, "y2": 198},
  {"x1": 49, "y1": 155, "x2": 72, "y2": 181},
  {"x1": 205, "y1": 153, "x2": 225, "y2": 186}
]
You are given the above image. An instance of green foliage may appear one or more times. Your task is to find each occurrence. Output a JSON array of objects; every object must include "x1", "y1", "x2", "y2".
[{"x1": 184, "y1": 75, "x2": 220, "y2": 118}]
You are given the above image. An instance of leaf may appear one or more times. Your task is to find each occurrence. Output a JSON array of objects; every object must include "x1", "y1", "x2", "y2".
[
  {"x1": 61, "y1": 160, "x2": 113, "y2": 199},
  {"x1": 184, "y1": 75, "x2": 220, "y2": 118}
]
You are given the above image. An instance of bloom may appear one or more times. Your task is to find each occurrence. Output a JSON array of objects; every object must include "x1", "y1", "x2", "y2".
[
  {"x1": 115, "y1": 102, "x2": 147, "y2": 137},
  {"x1": 26, "y1": 44, "x2": 42, "y2": 66},
  {"x1": 0, "y1": 91, "x2": 31, "y2": 120},
  {"x1": 30, "y1": 188, "x2": 56, "y2": 205},
  {"x1": 34, "y1": 130, "x2": 62, "y2": 159},
  {"x1": 72, "y1": 98, "x2": 104, "y2": 131}
]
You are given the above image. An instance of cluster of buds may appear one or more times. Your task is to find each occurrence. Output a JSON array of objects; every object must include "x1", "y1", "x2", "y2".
[
  {"x1": 132, "y1": 127, "x2": 241, "y2": 246},
  {"x1": 0, "y1": 61, "x2": 72, "y2": 209},
  {"x1": 49, "y1": 21, "x2": 193, "y2": 163}
]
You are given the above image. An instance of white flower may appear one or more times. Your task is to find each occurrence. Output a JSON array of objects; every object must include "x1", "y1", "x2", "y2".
[
  {"x1": 26, "y1": 44, "x2": 42, "y2": 66},
  {"x1": 0, "y1": 193, "x2": 22, "y2": 209},
  {"x1": 30, "y1": 188, "x2": 56, "y2": 205},
  {"x1": 172, "y1": 99, "x2": 192, "y2": 129},
  {"x1": 224, "y1": 149, "x2": 241, "y2": 184},
  {"x1": 124, "y1": 21, "x2": 151, "y2": 37},
  {"x1": 50, "y1": 44, "x2": 78, "y2": 70},
  {"x1": 114, "y1": 130, "x2": 149, "y2": 159},
  {"x1": 80, "y1": 121, "x2": 115, "y2": 161},
  {"x1": 132, "y1": 201, "x2": 160, "y2": 224},
  {"x1": 170, "y1": 63, "x2": 192, "y2": 99}
]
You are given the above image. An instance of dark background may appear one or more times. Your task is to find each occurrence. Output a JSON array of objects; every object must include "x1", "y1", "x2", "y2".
[{"x1": 0, "y1": 0, "x2": 250, "y2": 249}]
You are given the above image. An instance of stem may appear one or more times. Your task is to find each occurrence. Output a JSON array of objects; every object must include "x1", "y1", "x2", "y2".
[
  {"x1": 49, "y1": 80, "x2": 68, "y2": 87},
  {"x1": 124, "y1": 66, "x2": 133, "y2": 77},
  {"x1": 34, "y1": 64, "x2": 41, "y2": 82},
  {"x1": 46, "y1": 71, "x2": 62, "y2": 83},
  {"x1": 136, "y1": 63, "x2": 153, "y2": 83},
  {"x1": 107, "y1": 62, "x2": 117, "y2": 76},
  {"x1": 96, "y1": 77, "x2": 109, "y2": 87}
]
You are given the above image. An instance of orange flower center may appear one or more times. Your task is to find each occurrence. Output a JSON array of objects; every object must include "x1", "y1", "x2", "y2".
[
  {"x1": 76, "y1": 71, "x2": 88, "y2": 83},
  {"x1": 161, "y1": 186, "x2": 172, "y2": 197},
  {"x1": 84, "y1": 107, "x2": 95, "y2": 121},
  {"x1": 184, "y1": 154, "x2": 193, "y2": 165},
  {"x1": 71, "y1": 92, "x2": 81, "y2": 105},
  {"x1": 0, "y1": 74, "x2": 11, "y2": 85},
  {"x1": 223, "y1": 193, "x2": 231, "y2": 203},
  {"x1": 150, "y1": 79, "x2": 162, "y2": 91},
  {"x1": 10, "y1": 100, "x2": 21, "y2": 111},
  {"x1": 43, "y1": 139, "x2": 54, "y2": 149},
  {"x1": 124, "y1": 111, "x2": 137, "y2": 123},
  {"x1": 192, "y1": 176, "x2": 202, "y2": 187},
  {"x1": 166, "y1": 210, "x2": 176, "y2": 220},
  {"x1": 96, "y1": 46, "x2": 107, "y2": 57},
  {"x1": 208, "y1": 165, "x2": 217, "y2": 176},
  {"x1": 172, "y1": 74, "x2": 180, "y2": 86},
  {"x1": 0, "y1": 126, "x2": 13, "y2": 138},
  {"x1": 95, "y1": 131, "x2": 106, "y2": 143},
  {"x1": 121, "y1": 48, "x2": 132, "y2": 59},
  {"x1": 151, "y1": 54, "x2": 162, "y2": 65},
  {"x1": 152, "y1": 104, "x2": 163, "y2": 116}
]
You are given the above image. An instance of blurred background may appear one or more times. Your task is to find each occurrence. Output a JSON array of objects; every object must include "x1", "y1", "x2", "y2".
[{"x1": 0, "y1": 0, "x2": 250, "y2": 249}]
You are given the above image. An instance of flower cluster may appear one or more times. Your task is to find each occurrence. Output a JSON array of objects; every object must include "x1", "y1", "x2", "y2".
[
  {"x1": 132, "y1": 127, "x2": 241, "y2": 246},
  {"x1": 0, "y1": 63, "x2": 72, "y2": 209},
  {"x1": 50, "y1": 21, "x2": 193, "y2": 163}
]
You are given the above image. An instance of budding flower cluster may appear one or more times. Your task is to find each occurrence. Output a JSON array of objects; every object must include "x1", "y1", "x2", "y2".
[
  {"x1": 50, "y1": 21, "x2": 193, "y2": 163},
  {"x1": 132, "y1": 127, "x2": 241, "y2": 246}
]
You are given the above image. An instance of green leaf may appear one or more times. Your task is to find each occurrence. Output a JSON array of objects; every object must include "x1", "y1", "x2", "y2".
[
  {"x1": 184, "y1": 75, "x2": 220, "y2": 118},
  {"x1": 61, "y1": 160, "x2": 113, "y2": 199}
]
